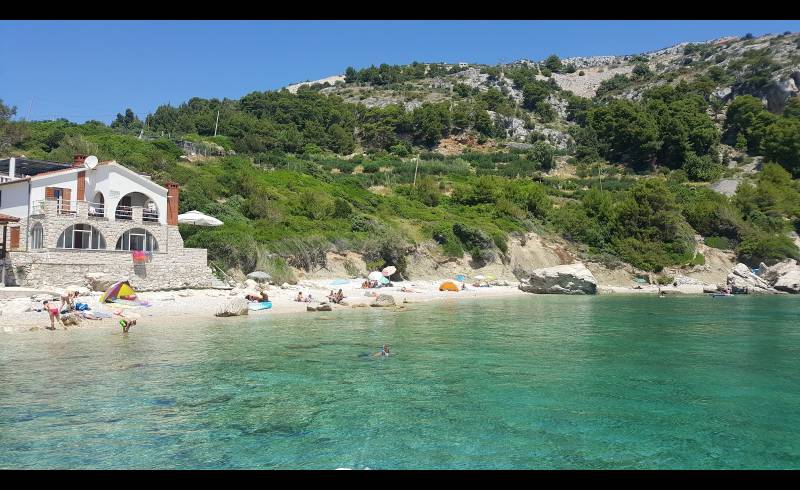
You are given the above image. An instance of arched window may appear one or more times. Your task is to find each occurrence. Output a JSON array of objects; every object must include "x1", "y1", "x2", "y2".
[
  {"x1": 90, "y1": 192, "x2": 105, "y2": 217},
  {"x1": 30, "y1": 223, "x2": 44, "y2": 250},
  {"x1": 56, "y1": 224, "x2": 106, "y2": 249},
  {"x1": 116, "y1": 228, "x2": 159, "y2": 252}
]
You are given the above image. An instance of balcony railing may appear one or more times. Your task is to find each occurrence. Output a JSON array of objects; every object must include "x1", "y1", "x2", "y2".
[{"x1": 32, "y1": 199, "x2": 161, "y2": 224}]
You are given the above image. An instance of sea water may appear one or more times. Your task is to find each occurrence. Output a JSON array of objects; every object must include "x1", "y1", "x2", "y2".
[{"x1": 1, "y1": 295, "x2": 799, "y2": 469}]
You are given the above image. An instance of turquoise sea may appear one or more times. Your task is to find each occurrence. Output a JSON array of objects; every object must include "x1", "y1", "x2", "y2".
[{"x1": 1, "y1": 295, "x2": 799, "y2": 469}]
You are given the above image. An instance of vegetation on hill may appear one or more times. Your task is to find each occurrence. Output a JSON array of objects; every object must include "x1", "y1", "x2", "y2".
[{"x1": 2, "y1": 32, "x2": 800, "y2": 278}]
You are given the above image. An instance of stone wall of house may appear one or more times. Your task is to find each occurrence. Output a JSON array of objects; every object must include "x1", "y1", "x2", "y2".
[
  {"x1": 3, "y1": 201, "x2": 215, "y2": 291},
  {"x1": 5, "y1": 247, "x2": 215, "y2": 290}
]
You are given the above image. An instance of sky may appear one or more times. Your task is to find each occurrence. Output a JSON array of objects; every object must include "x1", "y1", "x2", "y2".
[{"x1": 2, "y1": 20, "x2": 800, "y2": 124}]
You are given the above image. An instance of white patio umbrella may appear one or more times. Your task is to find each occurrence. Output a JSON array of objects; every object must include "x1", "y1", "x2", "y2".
[
  {"x1": 382, "y1": 266, "x2": 397, "y2": 277},
  {"x1": 177, "y1": 210, "x2": 224, "y2": 227},
  {"x1": 368, "y1": 271, "x2": 384, "y2": 281},
  {"x1": 474, "y1": 275, "x2": 486, "y2": 280}
]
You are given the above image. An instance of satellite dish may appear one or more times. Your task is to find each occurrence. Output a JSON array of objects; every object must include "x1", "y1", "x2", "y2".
[{"x1": 84, "y1": 155, "x2": 98, "y2": 169}]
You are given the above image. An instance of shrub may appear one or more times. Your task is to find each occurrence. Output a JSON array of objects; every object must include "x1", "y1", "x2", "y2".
[
  {"x1": 657, "y1": 275, "x2": 674, "y2": 286},
  {"x1": 432, "y1": 224, "x2": 465, "y2": 258},
  {"x1": 705, "y1": 236, "x2": 733, "y2": 250},
  {"x1": 256, "y1": 252, "x2": 297, "y2": 284},
  {"x1": 270, "y1": 236, "x2": 331, "y2": 271},
  {"x1": 343, "y1": 258, "x2": 362, "y2": 277}
]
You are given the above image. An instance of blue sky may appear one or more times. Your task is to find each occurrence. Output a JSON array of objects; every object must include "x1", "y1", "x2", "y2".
[{"x1": 2, "y1": 20, "x2": 800, "y2": 124}]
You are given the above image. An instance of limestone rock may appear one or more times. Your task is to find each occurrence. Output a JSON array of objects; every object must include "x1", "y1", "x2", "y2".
[
  {"x1": 518, "y1": 263, "x2": 598, "y2": 295},
  {"x1": 726, "y1": 263, "x2": 779, "y2": 294},
  {"x1": 246, "y1": 271, "x2": 271, "y2": 283},
  {"x1": 61, "y1": 313, "x2": 81, "y2": 326},
  {"x1": 215, "y1": 299, "x2": 249, "y2": 317},
  {"x1": 84, "y1": 273, "x2": 117, "y2": 292},
  {"x1": 371, "y1": 294, "x2": 396, "y2": 307},
  {"x1": 1, "y1": 298, "x2": 34, "y2": 315},
  {"x1": 317, "y1": 303, "x2": 332, "y2": 312},
  {"x1": 760, "y1": 259, "x2": 800, "y2": 294}
]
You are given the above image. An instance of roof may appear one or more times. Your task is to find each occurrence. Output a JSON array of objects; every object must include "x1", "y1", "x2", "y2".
[
  {"x1": 0, "y1": 213, "x2": 21, "y2": 223},
  {"x1": 0, "y1": 158, "x2": 73, "y2": 177}
]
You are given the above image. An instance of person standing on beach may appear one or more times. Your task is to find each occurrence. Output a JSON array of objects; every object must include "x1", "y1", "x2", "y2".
[
  {"x1": 43, "y1": 300, "x2": 63, "y2": 330},
  {"x1": 120, "y1": 318, "x2": 137, "y2": 333}
]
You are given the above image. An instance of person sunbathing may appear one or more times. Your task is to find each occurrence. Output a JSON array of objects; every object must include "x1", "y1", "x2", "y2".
[{"x1": 295, "y1": 292, "x2": 304, "y2": 302}]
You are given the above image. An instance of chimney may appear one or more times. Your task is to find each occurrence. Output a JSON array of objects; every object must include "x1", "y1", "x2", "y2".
[
  {"x1": 73, "y1": 154, "x2": 87, "y2": 168},
  {"x1": 9, "y1": 157, "x2": 15, "y2": 179},
  {"x1": 166, "y1": 182, "x2": 180, "y2": 225}
]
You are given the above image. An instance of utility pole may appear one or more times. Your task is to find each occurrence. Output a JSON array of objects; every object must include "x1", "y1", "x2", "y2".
[
  {"x1": 413, "y1": 157, "x2": 419, "y2": 187},
  {"x1": 26, "y1": 97, "x2": 34, "y2": 120},
  {"x1": 213, "y1": 109, "x2": 220, "y2": 137}
]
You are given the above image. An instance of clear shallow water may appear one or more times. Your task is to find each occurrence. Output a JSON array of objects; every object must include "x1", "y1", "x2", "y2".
[{"x1": 1, "y1": 295, "x2": 799, "y2": 469}]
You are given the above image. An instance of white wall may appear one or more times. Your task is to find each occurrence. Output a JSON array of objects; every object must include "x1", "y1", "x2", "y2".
[
  {"x1": 21, "y1": 164, "x2": 169, "y2": 225},
  {"x1": 30, "y1": 171, "x2": 79, "y2": 205},
  {"x1": 86, "y1": 164, "x2": 168, "y2": 225},
  {"x1": 0, "y1": 180, "x2": 30, "y2": 219}
]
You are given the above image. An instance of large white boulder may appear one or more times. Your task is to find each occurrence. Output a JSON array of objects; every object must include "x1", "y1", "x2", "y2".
[
  {"x1": 84, "y1": 273, "x2": 117, "y2": 292},
  {"x1": 215, "y1": 299, "x2": 249, "y2": 317},
  {"x1": 371, "y1": 294, "x2": 396, "y2": 307},
  {"x1": 760, "y1": 259, "x2": 800, "y2": 294},
  {"x1": 727, "y1": 263, "x2": 780, "y2": 294},
  {"x1": 518, "y1": 263, "x2": 598, "y2": 295}
]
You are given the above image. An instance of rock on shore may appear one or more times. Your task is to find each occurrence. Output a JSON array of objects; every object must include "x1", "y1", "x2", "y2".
[
  {"x1": 727, "y1": 263, "x2": 780, "y2": 294},
  {"x1": 759, "y1": 259, "x2": 800, "y2": 294},
  {"x1": 371, "y1": 294, "x2": 396, "y2": 307},
  {"x1": 215, "y1": 299, "x2": 249, "y2": 317},
  {"x1": 518, "y1": 263, "x2": 598, "y2": 295}
]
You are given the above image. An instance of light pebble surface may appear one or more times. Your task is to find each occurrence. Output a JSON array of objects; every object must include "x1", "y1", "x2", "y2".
[{"x1": 0, "y1": 279, "x2": 712, "y2": 334}]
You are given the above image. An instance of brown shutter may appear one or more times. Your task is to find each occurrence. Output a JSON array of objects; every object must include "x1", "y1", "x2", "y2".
[
  {"x1": 77, "y1": 171, "x2": 86, "y2": 201},
  {"x1": 62, "y1": 188, "x2": 72, "y2": 214},
  {"x1": 45, "y1": 187, "x2": 55, "y2": 200},
  {"x1": 10, "y1": 226, "x2": 20, "y2": 250}
]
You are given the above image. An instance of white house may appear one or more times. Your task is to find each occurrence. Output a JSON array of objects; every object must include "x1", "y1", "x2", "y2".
[{"x1": 0, "y1": 154, "x2": 216, "y2": 289}]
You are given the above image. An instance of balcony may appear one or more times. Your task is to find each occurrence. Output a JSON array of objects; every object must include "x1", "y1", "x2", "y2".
[{"x1": 32, "y1": 199, "x2": 161, "y2": 225}]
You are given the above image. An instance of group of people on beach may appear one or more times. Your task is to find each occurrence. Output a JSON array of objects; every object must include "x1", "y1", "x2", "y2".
[
  {"x1": 42, "y1": 290, "x2": 136, "y2": 332},
  {"x1": 327, "y1": 289, "x2": 346, "y2": 304}
]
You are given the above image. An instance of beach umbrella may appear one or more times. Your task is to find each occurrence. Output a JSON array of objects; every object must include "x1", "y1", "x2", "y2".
[
  {"x1": 378, "y1": 276, "x2": 390, "y2": 285},
  {"x1": 368, "y1": 271, "x2": 383, "y2": 281},
  {"x1": 474, "y1": 275, "x2": 486, "y2": 280},
  {"x1": 177, "y1": 210, "x2": 224, "y2": 227},
  {"x1": 382, "y1": 266, "x2": 397, "y2": 277},
  {"x1": 454, "y1": 274, "x2": 466, "y2": 282}
]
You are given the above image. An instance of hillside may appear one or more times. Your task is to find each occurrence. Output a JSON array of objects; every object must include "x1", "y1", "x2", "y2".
[{"x1": 1, "y1": 31, "x2": 799, "y2": 284}]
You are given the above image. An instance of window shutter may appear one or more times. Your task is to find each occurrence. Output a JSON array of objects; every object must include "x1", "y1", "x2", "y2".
[
  {"x1": 62, "y1": 188, "x2": 72, "y2": 214},
  {"x1": 10, "y1": 226, "x2": 20, "y2": 250},
  {"x1": 45, "y1": 187, "x2": 55, "y2": 199}
]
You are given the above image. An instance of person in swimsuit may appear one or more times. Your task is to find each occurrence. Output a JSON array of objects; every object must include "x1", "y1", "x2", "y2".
[
  {"x1": 43, "y1": 300, "x2": 63, "y2": 330},
  {"x1": 371, "y1": 344, "x2": 390, "y2": 358},
  {"x1": 120, "y1": 318, "x2": 137, "y2": 333}
]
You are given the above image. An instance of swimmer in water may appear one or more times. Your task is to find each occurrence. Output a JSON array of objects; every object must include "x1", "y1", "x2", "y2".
[{"x1": 371, "y1": 344, "x2": 390, "y2": 358}]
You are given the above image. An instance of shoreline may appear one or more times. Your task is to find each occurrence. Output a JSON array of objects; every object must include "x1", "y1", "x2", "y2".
[{"x1": 0, "y1": 280, "x2": 734, "y2": 334}]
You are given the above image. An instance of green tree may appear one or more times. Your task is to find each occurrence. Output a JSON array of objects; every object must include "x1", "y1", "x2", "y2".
[
  {"x1": 543, "y1": 55, "x2": 562, "y2": 73},
  {"x1": 762, "y1": 118, "x2": 800, "y2": 177}
]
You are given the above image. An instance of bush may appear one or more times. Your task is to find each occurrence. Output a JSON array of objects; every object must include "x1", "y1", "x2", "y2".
[
  {"x1": 705, "y1": 236, "x2": 733, "y2": 250},
  {"x1": 343, "y1": 258, "x2": 362, "y2": 277},
  {"x1": 256, "y1": 252, "x2": 297, "y2": 284},
  {"x1": 186, "y1": 226, "x2": 258, "y2": 273},
  {"x1": 684, "y1": 153, "x2": 724, "y2": 181},
  {"x1": 736, "y1": 233, "x2": 800, "y2": 266},
  {"x1": 657, "y1": 275, "x2": 674, "y2": 285},
  {"x1": 269, "y1": 236, "x2": 331, "y2": 271}
]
